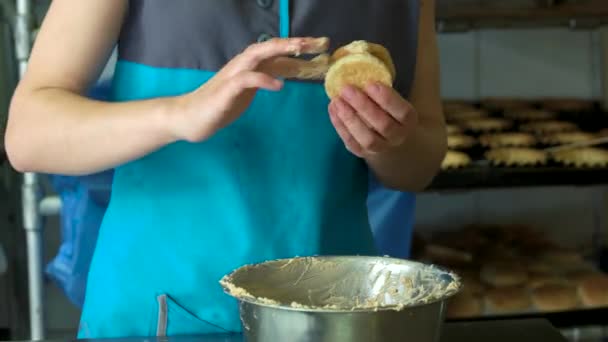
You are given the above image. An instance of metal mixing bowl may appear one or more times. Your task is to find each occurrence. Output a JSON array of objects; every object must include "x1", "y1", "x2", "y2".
[{"x1": 221, "y1": 256, "x2": 461, "y2": 342}]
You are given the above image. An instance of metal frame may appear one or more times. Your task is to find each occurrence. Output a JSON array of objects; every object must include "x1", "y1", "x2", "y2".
[
  {"x1": 12, "y1": 0, "x2": 61, "y2": 340},
  {"x1": 6, "y1": 0, "x2": 608, "y2": 340}
]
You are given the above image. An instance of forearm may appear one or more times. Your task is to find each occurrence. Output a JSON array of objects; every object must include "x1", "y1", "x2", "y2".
[
  {"x1": 366, "y1": 115, "x2": 446, "y2": 192},
  {"x1": 6, "y1": 86, "x2": 177, "y2": 175}
]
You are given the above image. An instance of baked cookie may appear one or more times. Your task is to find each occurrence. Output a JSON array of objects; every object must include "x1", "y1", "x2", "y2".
[
  {"x1": 532, "y1": 284, "x2": 579, "y2": 312},
  {"x1": 539, "y1": 132, "x2": 597, "y2": 146},
  {"x1": 444, "y1": 101, "x2": 476, "y2": 114},
  {"x1": 446, "y1": 109, "x2": 488, "y2": 122},
  {"x1": 485, "y1": 286, "x2": 532, "y2": 314},
  {"x1": 552, "y1": 148, "x2": 608, "y2": 168},
  {"x1": 461, "y1": 118, "x2": 513, "y2": 133},
  {"x1": 485, "y1": 148, "x2": 547, "y2": 166},
  {"x1": 448, "y1": 134, "x2": 476, "y2": 150},
  {"x1": 447, "y1": 292, "x2": 483, "y2": 319},
  {"x1": 541, "y1": 98, "x2": 594, "y2": 112},
  {"x1": 446, "y1": 124, "x2": 463, "y2": 135},
  {"x1": 481, "y1": 98, "x2": 532, "y2": 111},
  {"x1": 480, "y1": 261, "x2": 528, "y2": 288},
  {"x1": 520, "y1": 121, "x2": 578, "y2": 134},
  {"x1": 441, "y1": 151, "x2": 472, "y2": 170},
  {"x1": 577, "y1": 274, "x2": 608, "y2": 307},
  {"x1": 479, "y1": 133, "x2": 537, "y2": 148},
  {"x1": 504, "y1": 109, "x2": 556, "y2": 121}
]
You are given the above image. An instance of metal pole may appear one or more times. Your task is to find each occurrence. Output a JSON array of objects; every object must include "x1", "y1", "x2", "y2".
[{"x1": 14, "y1": 0, "x2": 46, "y2": 340}]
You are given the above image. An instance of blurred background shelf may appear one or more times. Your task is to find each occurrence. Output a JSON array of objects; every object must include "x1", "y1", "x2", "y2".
[
  {"x1": 429, "y1": 165, "x2": 608, "y2": 190},
  {"x1": 437, "y1": 0, "x2": 608, "y2": 31}
]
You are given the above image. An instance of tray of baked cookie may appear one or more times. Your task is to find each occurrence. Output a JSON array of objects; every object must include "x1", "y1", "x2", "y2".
[
  {"x1": 411, "y1": 224, "x2": 608, "y2": 328},
  {"x1": 430, "y1": 98, "x2": 608, "y2": 190}
]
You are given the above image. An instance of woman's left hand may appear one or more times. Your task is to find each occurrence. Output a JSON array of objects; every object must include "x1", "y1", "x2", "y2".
[{"x1": 328, "y1": 83, "x2": 418, "y2": 158}]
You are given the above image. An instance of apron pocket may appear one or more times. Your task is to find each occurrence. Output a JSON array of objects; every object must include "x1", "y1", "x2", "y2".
[{"x1": 156, "y1": 294, "x2": 228, "y2": 336}]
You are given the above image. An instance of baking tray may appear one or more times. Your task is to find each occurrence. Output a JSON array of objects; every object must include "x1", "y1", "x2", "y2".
[
  {"x1": 447, "y1": 307, "x2": 608, "y2": 329},
  {"x1": 432, "y1": 105, "x2": 608, "y2": 190}
]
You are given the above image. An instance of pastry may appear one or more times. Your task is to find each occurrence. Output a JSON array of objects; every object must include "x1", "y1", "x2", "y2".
[
  {"x1": 565, "y1": 269, "x2": 601, "y2": 285},
  {"x1": 461, "y1": 118, "x2": 513, "y2": 132},
  {"x1": 577, "y1": 274, "x2": 608, "y2": 307},
  {"x1": 480, "y1": 261, "x2": 528, "y2": 287},
  {"x1": 479, "y1": 133, "x2": 537, "y2": 148},
  {"x1": 423, "y1": 244, "x2": 474, "y2": 266},
  {"x1": 528, "y1": 273, "x2": 566, "y2": 289},
  {"x1": 504, "y1": 109, "x2": 556, "y2": 121},
  {"x1": 485, "y1": 148, "x2": 547, "y2": 166},
  {"x1": 446, "y1": 124, "x2": 463, "y2": 135},
  {"x1": 444, "y1": 101, "x2": 476, "y2": 114},
  {"x1": 520, "y1": 121, "x2": 578, "y2": 134},
  {"x1": 441, "y1": 151, "x2": 471, "y2": 170},
  {"x1": 447, "y1": 292, "x2": 483, "y2": 319},
  {"x1": 539, "y1": 132, "x2": 597, "y2": 146},
  {"x1": 485, "y1": 286, "x2": 531, "y2": 314},
  {"x1": 532, "y1": 284, "x2": 579, "y2": 312},
  {"x1": 541, "y1": 98, "x2": 594, "y2": 112},
  {"x1": 446, "y1": 109, "x2": 488, "y2": 122},
  {"x1": 552, "y1": 148, "x2": 608, "y2": 168},
  {"x1": 526, "y1": 259, "x2": 556, "y2": 275},
  {"x1": 481, "y1": 98, "x2": 532, "y2": 111},
  {"x1": 447, "y1": 134, "x2": 476, "y2": 150},
  {"x1": 325, "y1": 41, "x2": 394, "y2": 99}
]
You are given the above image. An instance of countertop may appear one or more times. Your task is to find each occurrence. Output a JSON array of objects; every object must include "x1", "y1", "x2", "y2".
[{"x1": 7, "y1": 319, "x2": 568, "y2": 342}]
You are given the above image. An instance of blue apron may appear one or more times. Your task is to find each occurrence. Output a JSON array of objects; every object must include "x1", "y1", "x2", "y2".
[{"x1": 79, "y1": 0, "x2": 419, "y2": 338}]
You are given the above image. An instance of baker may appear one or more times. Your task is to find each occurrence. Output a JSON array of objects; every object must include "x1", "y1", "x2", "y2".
[{"x1": 5, "y1": 0, "x2": 445, "y2": 338}]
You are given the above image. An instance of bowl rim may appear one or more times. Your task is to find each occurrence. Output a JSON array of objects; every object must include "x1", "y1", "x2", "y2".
[{"x1": 220, "y1": 255, "x2": 462, "y2": 313}]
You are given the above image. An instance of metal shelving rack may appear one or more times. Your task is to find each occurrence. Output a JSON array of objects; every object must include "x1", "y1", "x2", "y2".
[{"x1": 6, "y1": 0, "x2": 608, "y2": 340}]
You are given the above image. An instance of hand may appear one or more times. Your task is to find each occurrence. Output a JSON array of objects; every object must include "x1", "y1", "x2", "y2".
[
  {"x1": 328, "y1": 83, "x2": 418, "y2": 158},
  {"x1": 170, "y1": 37, "x2": 329, "y2": 142}
]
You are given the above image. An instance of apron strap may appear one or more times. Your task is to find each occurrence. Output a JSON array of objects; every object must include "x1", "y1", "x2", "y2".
[{"x1": 279, "y1": 0, "x2": 290, "y2": 38}]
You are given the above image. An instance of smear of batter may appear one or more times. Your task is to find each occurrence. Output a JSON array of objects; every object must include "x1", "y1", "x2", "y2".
[{"x1": 220, "y1": 256, "x2": 461, "y2": 312}]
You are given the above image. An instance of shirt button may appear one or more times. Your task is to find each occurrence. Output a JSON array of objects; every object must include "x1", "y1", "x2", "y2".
[
  {"x1": 256, "y1": 0, "x2": 273, "y2": 9},
  {"x1": 257, "y1": 33, "x2": 273, "y2": 43}
]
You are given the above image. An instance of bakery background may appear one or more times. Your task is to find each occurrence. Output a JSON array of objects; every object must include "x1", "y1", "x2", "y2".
[{"x1": 1, "y1": 0, "x2": 608, "y2": 341}]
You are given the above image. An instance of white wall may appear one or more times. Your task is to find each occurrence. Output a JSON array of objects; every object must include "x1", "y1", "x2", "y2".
[
  {"x1": 416, "y1": 28, "x2": 607, "y2": 248},
  {"x1": 439, "y1": 29, "x2": 601, "y2": 100}
]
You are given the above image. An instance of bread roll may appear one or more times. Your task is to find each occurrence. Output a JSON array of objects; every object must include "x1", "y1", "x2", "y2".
[
  {"x1": 447, "y1": 292, "x2": 483, "y2": 319},
  {"x1": 325, "y1": 41, "x2": 394, "y2": 99},
  {"x1": 485, "y1": 286, "x2": 531, "y2": 314},
  {"x1": 578, "y1": 274, "x2": 608, "y2": 308},
  {"x1": 481, "y1": 262, "x2": 528, "y2": 287},
  {"x1": 532, "y1": 284, "x2": 579, "y2": 312}
]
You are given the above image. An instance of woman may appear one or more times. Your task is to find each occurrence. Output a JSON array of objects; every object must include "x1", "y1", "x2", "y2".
[{"x1": 6, "y1": 0, "x2": 445, "y2": 337}]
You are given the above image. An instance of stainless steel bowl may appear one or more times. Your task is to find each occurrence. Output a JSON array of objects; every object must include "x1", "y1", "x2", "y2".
[{"x1": 221, "y1": 256, "x2": 461, "y2": 342}]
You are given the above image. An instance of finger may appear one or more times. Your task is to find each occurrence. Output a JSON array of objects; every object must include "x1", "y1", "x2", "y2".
[
  {"x1": 329, "y1": 103, "x2": 364, "y2": 157},
  {"x1": 231, "y1": 37, "x2": 330, "y2": 73},
  {"x1": 340, "y1": 86, "x2": 404, "y2": 144},
  {"x1": 333, "y1": 98, "x2": 388, "y2": 153},
  {"x1": 364, "y1": 82, "x2": 414, "y2": 124},
  {"x1": 260, "y1": 54, "x2": 330, "y2": 80},
  {"x1": 223, "y1": 71, "x2": 283, "y2": 99}
]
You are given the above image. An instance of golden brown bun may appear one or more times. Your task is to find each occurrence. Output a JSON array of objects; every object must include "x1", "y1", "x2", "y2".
[
  {"x1": 480, "y1": 261, "x2": 528, "y2": 287},
  {"x1": 331, "y1": 41, "x2": 396, "y2": 79},
  {"x1": 447, "y1": 292, "x2": 483, "y2": 319},
  {"x1": 532, "y1": 284, "x2": 579, "y2": 312},
  {"x1": 578, "y1": 274, "x2": 608, "y2": 307},
  {"x1": 325, "y1": 41, "x2": 394, "y2": 99},
  {"x1": 485, "y1": 286, "x2": 531, "y2": 314},
  {"x1": 527, "y1": 273, "x2": 566, "y2": 289}
]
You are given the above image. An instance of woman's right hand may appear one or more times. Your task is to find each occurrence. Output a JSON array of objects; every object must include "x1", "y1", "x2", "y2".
[{"x1": 169, "y1": 37, "x2": 329, "y2": 143}]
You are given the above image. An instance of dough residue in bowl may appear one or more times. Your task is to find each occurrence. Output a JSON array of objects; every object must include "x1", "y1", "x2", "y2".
[{"x1": 220, "y1": 257, "x2": 461, "y2": 312}]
